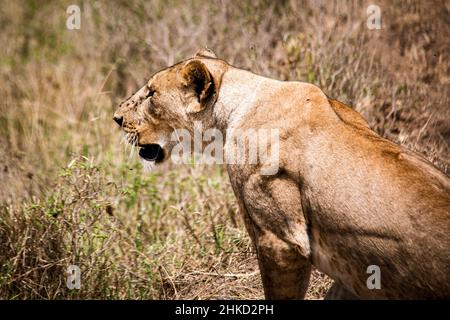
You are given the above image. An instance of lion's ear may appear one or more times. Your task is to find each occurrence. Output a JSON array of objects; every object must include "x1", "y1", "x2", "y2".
[
  {"x1": 181, "y1": 60, "x2": 215, "y2": 113},
  {"x1": 194, "y1": 47, "x2": 217, "y2": 59}
]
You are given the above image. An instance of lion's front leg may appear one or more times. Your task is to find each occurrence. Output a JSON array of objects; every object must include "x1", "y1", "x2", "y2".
[
  {"x1": 234, "y1": 173, "x2": 312, "y2": 299},
  {"x1": 325, "y1": 282, "x2": 360, "y2": 300},
  {"x1": 252, "y1": 225, "x2": 312, "y2": 299}
]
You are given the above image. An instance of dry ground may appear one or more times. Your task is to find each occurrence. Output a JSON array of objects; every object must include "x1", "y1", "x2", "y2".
[{"x1": 0, "y1": 0, "x2": 448, "y2": 299}]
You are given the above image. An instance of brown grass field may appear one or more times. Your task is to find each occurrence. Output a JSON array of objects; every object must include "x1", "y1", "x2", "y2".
[{"x1": 0, "y1": 0, "x2": 449, "y2": 299}]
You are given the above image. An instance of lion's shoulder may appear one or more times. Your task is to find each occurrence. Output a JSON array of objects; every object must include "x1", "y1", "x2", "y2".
[{"x1": 328, "y1": 99, "x2": 370, "y2": 130}]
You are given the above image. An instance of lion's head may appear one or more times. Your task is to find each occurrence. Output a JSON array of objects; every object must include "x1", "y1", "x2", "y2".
[{"x1": 113, "y1": 48, "x2": 225, "y2": 165}]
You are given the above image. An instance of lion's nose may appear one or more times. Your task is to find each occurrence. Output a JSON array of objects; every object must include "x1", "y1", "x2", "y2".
[{"x1": 113, "y1": 115, "x2": 123, "y2": 127}]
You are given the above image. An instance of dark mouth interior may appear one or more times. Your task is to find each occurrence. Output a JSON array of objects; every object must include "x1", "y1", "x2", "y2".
[{"x1": 139, "y1": 144, "x2": 165, "y2": 163}]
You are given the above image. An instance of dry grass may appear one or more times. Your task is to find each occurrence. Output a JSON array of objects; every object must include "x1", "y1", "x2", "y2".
[{"x1": 0, "y1": 0, "x2": 448, "y2": 299}]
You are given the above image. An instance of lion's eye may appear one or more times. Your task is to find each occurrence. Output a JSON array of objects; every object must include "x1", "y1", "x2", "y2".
[{"x1": 146, "y1": 88, "x2": 156, "y2": 99}]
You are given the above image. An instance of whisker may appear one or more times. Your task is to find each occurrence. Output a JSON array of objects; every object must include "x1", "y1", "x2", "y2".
[
  {"x1": 118, "y1": 131, "x2": 142, "y2": 164},
  {"x1": 133, "y1": 136, "x2": 138, "y2": 161},
  {"x1": 120, "y1": 134, "x2": 127, "y2": 145},
  {"x1": 124, "y1": 134, "x2": 131, "y2": 160},
  {"x1": 129, "y1": 143, "x2": 134, "y2": 161},
  {"x1": 141, "y1": 158, "x2": 155, "y2": 172}
]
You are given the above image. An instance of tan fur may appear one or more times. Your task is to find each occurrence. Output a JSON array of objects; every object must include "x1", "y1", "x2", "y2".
[{"x1": 114, "y1": 49, "x2": 450, "y2": 299}]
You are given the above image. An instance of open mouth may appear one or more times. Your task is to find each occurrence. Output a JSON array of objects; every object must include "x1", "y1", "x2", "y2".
[{"x1": 138, "y1": 144, "x2": 165, "y2": 163}]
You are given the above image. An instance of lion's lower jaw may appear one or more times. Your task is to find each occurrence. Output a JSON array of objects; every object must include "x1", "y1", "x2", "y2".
[{"x1": 140, "y1": 158, "x2": 156, "y2": 172}]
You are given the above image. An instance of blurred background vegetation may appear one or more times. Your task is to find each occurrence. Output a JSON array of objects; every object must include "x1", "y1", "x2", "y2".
[{"x1": 0, "y1": 0, "x2": 448, "y2": 299}]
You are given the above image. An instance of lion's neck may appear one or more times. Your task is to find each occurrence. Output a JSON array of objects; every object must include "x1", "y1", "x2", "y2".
[{"x1": 213, "y1": 68, "x2": 276, "y2": 131}]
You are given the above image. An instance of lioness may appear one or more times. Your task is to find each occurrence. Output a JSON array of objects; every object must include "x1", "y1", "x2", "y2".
[{"x1": 113, "y1": 48, "x2": 450, "y2": 299}]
